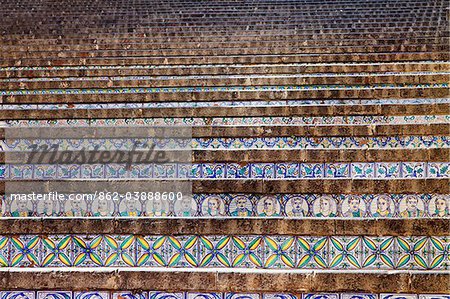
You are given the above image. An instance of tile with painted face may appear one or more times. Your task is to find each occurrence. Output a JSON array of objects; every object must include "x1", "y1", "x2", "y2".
[
  {"x1": 146, "y1": 199, "x2": 169, "y2": 217},
  {"x1": 119, "y1": 198, "x2": 142, "y2": 217},
  {"x1": 201, "y1": 195, "x2": 225, "y2": 217},
  {"x1": 312, "y1": 195, "x2": 337, "y2": 217},
  {"x1": 37, "y1": 199, "x2": 60, "y2": 217},
  {"x1": 284, "y1": 195, "x2": 308, "y2": 217},
  {"x1": 92, "y1": 199, "x2": 114, "y2": 217},
  {"x1": 175, "y1": 195, "x2": 197, "y2": 217},
  {"x1": 64, "y1": 197, "x2": 88, "y2": 217},
  {"x1": 428, "y1": 195, "x2": 449, "y2": 218},
  {"x1": 342, "y1": 195, "x2": 366, "y2": 218},
  {"x1": 399, "y1": 195, "x2": 425, "y2": 218},
  {"x1": 370, "y1": 194, "x2": 395, "y2": 218},
  {"x1": 257, "y1": 195, "x2": 281, "y2": 217},
  {"x1": 229, "y1": 195, "x2": 253, "y2": 217}
]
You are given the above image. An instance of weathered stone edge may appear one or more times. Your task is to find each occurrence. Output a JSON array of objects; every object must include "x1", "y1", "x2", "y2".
[
  {"x1": 0, "y1": 270, "x2": 448, "y2": 293},
  {"x1": 0, "y1": 218, "x2": 448, "y2": 236}
]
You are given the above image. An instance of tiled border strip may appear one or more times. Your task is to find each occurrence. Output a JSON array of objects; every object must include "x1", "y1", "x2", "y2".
[
  {"x1": 0, "y1": 162, "x2": 448, "y2": 179},
  {"x1": 0, "y1": 291, "x2": 449, "y2": 299},
  {"x1": 1, "y1": 83, "x2": 448, "y2": 96},
  {"x1": 0, "y1": 115, "x2": 448, "y2": 126},
  {"x1": 1, "y1": 136, "x2": 448, "y2": 150},
  {"x1": 0, "y1": 61, "x2": 446, "y2": 71},
  {"x1": 0, "y1": 234, "x2": 448, "y2": 269},
  {"x1": 1, "y1": 194, "x2": 449, "y2": 219}
]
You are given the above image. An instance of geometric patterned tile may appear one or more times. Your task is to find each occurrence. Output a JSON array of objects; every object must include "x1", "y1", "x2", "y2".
[
  {"x1": 328, "y1": 237, "x2": 363, "y2": 269},
  {"x1": 361, "y1": 237, "x2": 396, "y2": 270},
  {"x1": 395, "y1": 236, "x2": 430, "y2": 269}
]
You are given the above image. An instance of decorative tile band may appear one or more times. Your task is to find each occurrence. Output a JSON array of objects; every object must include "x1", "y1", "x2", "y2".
[
  {"x1": 0, "y1": 162, "x2": 448, "y2": 179},
  {"x1": 0, "y1": 61, "x2": 445, "y2": 71},
  {"x1": 0, "y1": 235, "x2": 448, "y2": 269},
  {"x1": 0, "y1": 292, "x2": 448, "y2": 299},
  {"x1": 0, "y1": 98, "x2": 448, "y2": 110},
  {"x1": 1, "y1": 83, "x2": 448, "y2": 96},
  {"x1": 1, "y1": 193, "x2": 448, "y2": 218},
  {"x1": 1, "y1": 136, "x2": 448, "y2": 150},
  {"x1": 0, "y1": 115, "x2": 448, "y2": 126},
  {"x1": 2, "y1": 71, "x2": 448, "y2": 82}
]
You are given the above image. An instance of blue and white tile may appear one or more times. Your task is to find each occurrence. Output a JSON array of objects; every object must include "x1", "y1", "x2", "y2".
[
  {"x1": 149, "y1": 293, "x2": 183, "y2": 299},
  {"x1": 187, "y1": 293, "x2": 222, "y2": 299},
  {"x1": 341, "y1": 294, "x2": 377, "y2": 299},
  {"x1": 225, "y1": 294, "x2": 259, "y2": 299},
  {"x1": 262, "y1": 295, "x2": 297, "y2": 299},
  {"x1": 74, "y1": 292, "x2": 109, "y2": 299},
  {"x1": 380, "y1": 295, "x2": 416, "y2": 299},
  {"x1": 401, "y1": 162, "x2": 426, "y2": 178},
  {"x1": 303, "y1": 294, "x2": 339, "y2": 299},
  {"x1": 0, "y1": 292, "x2": 35, "y2": 299},
  {"x1": 37, "y1": 292, "x2": 72, "y2": 299},
  {"x1": 112, "y1": 292, "x2": 147, "y2": 299},
  {"x1": 418, "y1": 295, "x2": 450, "y2": 299}
]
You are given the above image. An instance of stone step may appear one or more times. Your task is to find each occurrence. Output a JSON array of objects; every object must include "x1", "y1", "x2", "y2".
[
  {"x1": 2, "y1": 52, "x2": 447, "y2": 67},
  {"x1": 0, "y1": 124, "x2": 448, "y2": 137},
  {"x1": 2, "y1": 29, "x2": 446, "y2": 45},
  {"x1": 2, "y1": 148, "x2": 448, "y2": 163},
  {"x1": 1, "y1": 35, "x2": 448, "y2": 52},
  {"x1": 2, "y1": 85, "x2": 447, "y2": 103},
  {"x1": 0, "y1": 179, "x2": 448, "y2": 193},
  {"x1": 0, "y1": 269, "x2": 447, "y2": 293},
  {"x1": 2, "y1": 45, "x2": 449, "y2": 62}
]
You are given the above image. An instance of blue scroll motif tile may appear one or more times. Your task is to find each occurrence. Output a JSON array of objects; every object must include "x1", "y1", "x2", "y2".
[
  {"x1": 303, "y1": 294, "x2": 339, "y2": 299},
  {"x1": 341, "y1": 295, "x2": 377, "y2": 299},
  {"x1": 74, "y1": 293, "x2": 109, "y2": 299},
  {"x1": 0, "y1": 292, "x2": 35, "y2": 299},
  {"x1": 149, "y1": 294, "x2": 184, "y2": 299},
  {"x1": 112, "y1": 292, "x2": 147, "y2": 299},
  {"x1": 187, "y1": 294, "x2": 222, "y2": 299},
  {"x1": 37, "y1": 292, "x2": 72, "y2": 299},
  {"x1": 418, "y1": 296, "x2": 450, "y2": 299},
  {"x1": 225, "y1": 295, "x2": 260, "y2": 299},
  {"x1": 380, "y1": 295, "x2": 417, "y2": 299},
  {"x1": 262, "y1": 295, "x2": 297, "y2": 299}
]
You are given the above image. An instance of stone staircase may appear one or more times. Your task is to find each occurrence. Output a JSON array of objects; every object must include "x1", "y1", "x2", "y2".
[{"x1": 0, "y1": 0, "x2": 449, "y2": 297}]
